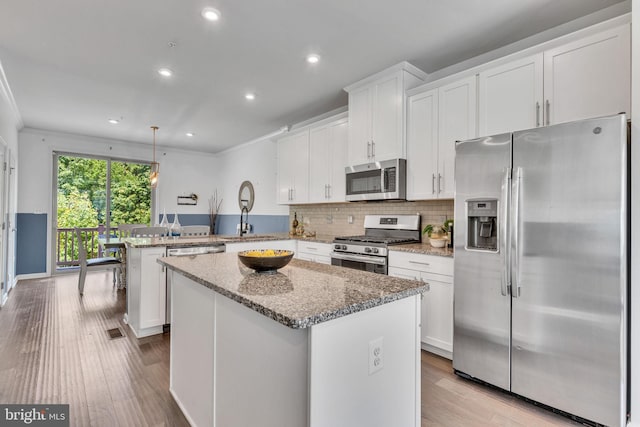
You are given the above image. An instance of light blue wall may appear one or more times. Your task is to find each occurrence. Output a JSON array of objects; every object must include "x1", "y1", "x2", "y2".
[
  {"x1": 16, "y1": 213, "x2": 47, "y2": 275},
  {"x1": 160, "y1": 213, "x2": 288, "y2": 235}
]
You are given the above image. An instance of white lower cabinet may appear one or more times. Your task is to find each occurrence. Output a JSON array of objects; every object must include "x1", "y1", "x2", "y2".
[
  {"x1": 126, "y1": 246, "x2": 167, "y2": 338},
  {"x1": 389, "y1": 251, "x2": 453, "y2": 359},
  {"x1": 295, "y1": 241, "x2": 331, "y2": 265}
]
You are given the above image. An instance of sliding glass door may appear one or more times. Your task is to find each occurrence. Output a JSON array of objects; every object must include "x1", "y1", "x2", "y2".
[{"x1": 54, "y1": 153, "x2": 152, "y2": 271}]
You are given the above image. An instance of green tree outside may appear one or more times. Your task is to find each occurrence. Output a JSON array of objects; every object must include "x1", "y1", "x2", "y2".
[{"x1": 57, "y1": 156, "x2": 151, "y2": 265}]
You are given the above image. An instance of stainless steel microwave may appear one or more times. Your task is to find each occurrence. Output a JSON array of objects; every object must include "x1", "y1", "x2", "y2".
[{"x1": 345, "y1": 158, "x2": 406, "y2": 201}]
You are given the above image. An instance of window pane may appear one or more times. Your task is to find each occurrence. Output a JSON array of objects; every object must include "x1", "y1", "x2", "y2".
[{"x1": 110, "y1": 161, "x2": 151, "y2": 230}]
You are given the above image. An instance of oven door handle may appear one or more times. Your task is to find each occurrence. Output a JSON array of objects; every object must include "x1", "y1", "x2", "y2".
[{"x1": 331, "y1": 252, "x2": 387, "y2": 265}]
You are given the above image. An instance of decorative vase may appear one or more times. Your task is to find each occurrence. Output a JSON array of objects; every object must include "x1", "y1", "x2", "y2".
[{"x1": 209, "y1": 214, "x2": 218, "y2": 235}]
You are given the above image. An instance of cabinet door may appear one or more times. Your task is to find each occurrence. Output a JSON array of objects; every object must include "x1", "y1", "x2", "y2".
[
  {"x1": 328, "y1": 119, "x2": 348, "y2": 202},
  {"x1": 544, "y1": 25, "x2": 630, "y2": 125},
  {"x1": 139, "y1": 247, "x2": 167, "y2": 329},
  {"x1": 372, "y1": 73, "x2": 403, "y2": 161},
  {"x1": 277, "y1": 134, "x2": 297, "y2": 204},
  {"x1": 277, "y1": 131, "x2": 309, "y2": 204},
  {"x1": 479, "y1": 54, "x2": 543, "y2": 136},
  {"x1": 347, "y1": 86, "x2": 372, "y2": 165},
  {"x1": 438, "y1": 75, "x2": 477, "y2": 199},
  {"x1": 420, "y1": 276, "x2": 453, "y2": 356},
  {"x1": 406, "y1": 89, "x2": 439, "y2": 200},
  {"x1": 309, "y1": 126, "x2": 331, "y2": 203}
]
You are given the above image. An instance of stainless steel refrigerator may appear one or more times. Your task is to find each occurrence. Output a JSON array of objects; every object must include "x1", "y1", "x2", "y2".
[{"x1": 453, "y1": 114, "x2": 628, "y2": 427}]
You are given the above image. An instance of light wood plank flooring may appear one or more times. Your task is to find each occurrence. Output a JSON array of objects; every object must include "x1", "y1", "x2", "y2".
[{"x1": 0, "y1": 272, "x2": 582, "y2": 426}]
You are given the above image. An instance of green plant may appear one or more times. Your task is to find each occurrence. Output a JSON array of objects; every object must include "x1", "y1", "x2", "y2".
[
  {"x1": 423, "y1": 224, "x2": 445, "y2": 237},
  {"x1": 423, "y1": 218, "x2": 454, "y2": 236},
  {"x1": 443, "y1": 219, "x2": 454, "y2": 232}
]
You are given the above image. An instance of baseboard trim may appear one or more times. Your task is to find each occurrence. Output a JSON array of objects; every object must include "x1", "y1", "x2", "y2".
[
  {"x1": 170, "y1": 388, "x2": 197, "y2": 427},
  {"x1": 421, "y1": 342, "x2": 452, "y2": 360},
  {"x1": 15, "y1": 272, "x2": 48, "y2": 282}
]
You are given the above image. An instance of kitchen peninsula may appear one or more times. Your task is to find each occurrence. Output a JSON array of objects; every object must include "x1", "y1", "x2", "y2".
[{"x1": 159, "y1": 252, "x2": 427, "y2": 427}]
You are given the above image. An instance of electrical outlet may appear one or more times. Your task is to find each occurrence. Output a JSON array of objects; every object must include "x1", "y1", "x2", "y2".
[
  {"x1": 348, "y1": 215, "x2": 354, "y2": 224},
  {"x1": 368, "y1": 337, "x2": 384, "y2": 375}
]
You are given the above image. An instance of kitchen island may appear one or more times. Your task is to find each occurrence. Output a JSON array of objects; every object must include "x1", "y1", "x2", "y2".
[{"x1": 159, "y1": 252, "x2": 427, "y2": 427}]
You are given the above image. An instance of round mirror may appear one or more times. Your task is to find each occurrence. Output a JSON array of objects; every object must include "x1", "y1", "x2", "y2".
[{"x1": 238, "y1": 180, "x2": 255, "y2": 212}]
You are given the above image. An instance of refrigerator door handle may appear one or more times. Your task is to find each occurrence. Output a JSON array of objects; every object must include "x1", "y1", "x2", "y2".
[
  {"x1": 501, "y1": 168, "x2": 511, "y2": 296},
  {"x1": 512, "y1": 167, "x2": 523, "y2": 298}
]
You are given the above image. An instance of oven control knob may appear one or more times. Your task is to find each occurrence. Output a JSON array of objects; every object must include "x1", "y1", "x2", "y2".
[
  {"x1": 334, "y1": 244, "x2": 341, "y2": 250},
  {"x1": 364, "y1": 247, "x2": 372, "y2": 253},
  {"x1": 341, "y1": 245, "x2": 347, "y2": 250},
  {"x1": 372, "y1": 248, "x2": 379, "y2": 254}
]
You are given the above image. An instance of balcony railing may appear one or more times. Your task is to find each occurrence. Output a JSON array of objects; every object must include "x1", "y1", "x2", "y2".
[{"x1": 56, "y1": 226, "x2": 115, "y2": 268}]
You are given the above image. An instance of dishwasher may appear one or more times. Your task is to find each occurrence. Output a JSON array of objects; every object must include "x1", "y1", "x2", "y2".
[{"x1": 164, "y1": 244, "x2": 226, "y2": 331}]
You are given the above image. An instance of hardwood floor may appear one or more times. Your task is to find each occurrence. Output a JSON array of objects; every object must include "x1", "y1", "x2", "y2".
[{"x1": 0, "y1": 272, "x2": 582, "y2": 427}]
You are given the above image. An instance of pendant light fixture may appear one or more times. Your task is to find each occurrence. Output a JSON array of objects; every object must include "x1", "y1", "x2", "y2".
[{"x1": 150, "y1": 125, "x2": 160, "y2": 188}]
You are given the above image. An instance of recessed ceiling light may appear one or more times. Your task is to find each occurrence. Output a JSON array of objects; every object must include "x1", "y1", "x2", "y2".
[
  {"x1": 245, "y1": 93, "x2": 255, "y2": 101},
  {"x1": 306, "y1": 54, "x2": 321, "y2": 64},
  {"x1": 186, "y1": 132, "x2": 194, "y2": 137},
  {"x1": 108, "y1": 119, "x2": 119, "y2": 124},
  {"x1": 201, "y1": 7, "x2": 221, "y2": 21},
  {"x1": 158, "y1": 68, "x2": 173, "y2": 78}
]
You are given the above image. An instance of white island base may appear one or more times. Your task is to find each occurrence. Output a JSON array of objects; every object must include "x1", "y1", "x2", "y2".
[{"x1": 169, "y1": 271, "x2": 422, "y2": 427}]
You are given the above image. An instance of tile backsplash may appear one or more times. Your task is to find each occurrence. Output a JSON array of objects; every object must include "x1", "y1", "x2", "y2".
[{"x1": 289, "y1": 200, "x2": 454, "y2": 242}]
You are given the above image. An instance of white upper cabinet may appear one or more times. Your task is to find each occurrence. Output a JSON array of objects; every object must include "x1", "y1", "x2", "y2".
[
  {"x1": 277, "y1": 131, "x2": 309, "y2": 204},
  {"x1": 478, "y1": 24, "x2": 630, "y2": 135},
  {"x1": 543, "y1": 24, "x2": 630, "y2": 126},
  {"x1": 478, "y1": 54, "x2": 543, "y2": 136},
  {"x1": 309, "y1": 117, "x2": 348, "y2": 203},
  {"x1": 406, "y1": 88, "x2": 438, "y2": 200},
  {"x1": 406, "y1": 75, "x2": 477, "y2": 201},
  {"x1": 437, "y1": 75, "x2": 477, "y2": 199},
  {"x1": 345, "y1": 62, "x2": 427, "y2": 165}
]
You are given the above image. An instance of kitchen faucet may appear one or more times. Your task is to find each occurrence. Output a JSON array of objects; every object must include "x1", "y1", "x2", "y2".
[{"x1": 239, "y1": 201, "x2": 249, "y2": 236}]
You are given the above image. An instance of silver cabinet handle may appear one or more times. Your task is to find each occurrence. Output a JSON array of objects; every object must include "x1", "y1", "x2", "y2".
[
  {"x1": 367, "y1": 141, "x2": 371, "y2": 159},
  {"x1": 327, "y1": 184, "x2": 331, "y2": 199},
  {"x1": 409, "y1": 260, "x2": 431, "y2": 266},
  {"x1": 536, "y1": 102, "x2": 540, "y2": 127},
  {"x1": 304, "y1": 246, "x2": 318, "y2": 251},
  {"x1": 324, "y1": 184, "x2": 328, "y2": 199},
  {"x1": 438, "y1": 173, "x2": 443, "y2": 193},
  {"x1": 371, "y1": 140, "x2": 375, "y2": 157},
  {"x1": 501, "y1": 167, "x2": 511, "y2": 296},
  {"x1": 432, "y1": 174, "x2": 436, "y2": 194},
  {"x1": 292, "y1": 188, "x2": 295, "y2": 201},
  {"x1": 512, "y1": 167, "x2": 523, "y2": 298},
  {"x1": 545, "y1": 100, "x2": 550, "y2": 126}
]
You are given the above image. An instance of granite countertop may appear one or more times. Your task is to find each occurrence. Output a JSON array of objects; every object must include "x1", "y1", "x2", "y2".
[
  {"x1": 390, "y1": 242, "x2": 454, "y2": 257},
  {"x1": 124, "y1": 234, "x2": 290, "y2": 248},
  {"x1": 158, "y1": 253, "x2": 427, "y2": 329}
]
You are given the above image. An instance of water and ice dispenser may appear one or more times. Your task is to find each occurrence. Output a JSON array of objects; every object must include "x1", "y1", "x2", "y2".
[{"x1": 466, "y1": 199, "x2": 498, "y2": 251}]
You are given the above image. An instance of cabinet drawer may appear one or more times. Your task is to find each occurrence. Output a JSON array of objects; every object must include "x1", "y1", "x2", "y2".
[
  {"x1": 297, "y1": 241, "x2": 331, "y2": 257},
  {"x1": 388, "y1": 251, "x2": 453, "y2": 276},
  {"x1": 297, "y1": 253, "x2": 331, "y2": 265}
]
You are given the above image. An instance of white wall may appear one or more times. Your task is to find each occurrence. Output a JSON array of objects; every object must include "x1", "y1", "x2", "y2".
[
  {"x1": 629, "y1": 4, "x2": 639, "y2": 426},
  {"x1": 214, "y1": 137, "x2": 288, "y2": 216},
  {"x1": 19, "y1": 128, "x2": 220, "y2": 215}
]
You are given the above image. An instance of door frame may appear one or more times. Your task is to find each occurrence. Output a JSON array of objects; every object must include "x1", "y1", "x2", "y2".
[{"x1": 51, "y1": 151, "x2": 156, "y2": 275}]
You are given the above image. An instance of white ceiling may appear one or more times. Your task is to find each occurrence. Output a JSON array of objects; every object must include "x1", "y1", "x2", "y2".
[{"x1": 0, "y1": 0, "x2": 629, "y2": 153}]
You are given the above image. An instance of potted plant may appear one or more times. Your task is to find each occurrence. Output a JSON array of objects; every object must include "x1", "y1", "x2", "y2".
[{"x1": 423, "y1": 219, "x2": 453, "y2": 248}]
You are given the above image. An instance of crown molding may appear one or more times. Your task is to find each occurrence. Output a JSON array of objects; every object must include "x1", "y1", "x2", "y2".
[{"x1": 0, "y1": 60, "x2": 23, "y2": 130}]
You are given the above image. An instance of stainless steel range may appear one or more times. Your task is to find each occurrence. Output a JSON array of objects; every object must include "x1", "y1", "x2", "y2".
[{"x1": 331, "y1": 214, "x2": 421, "y2": 275}]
